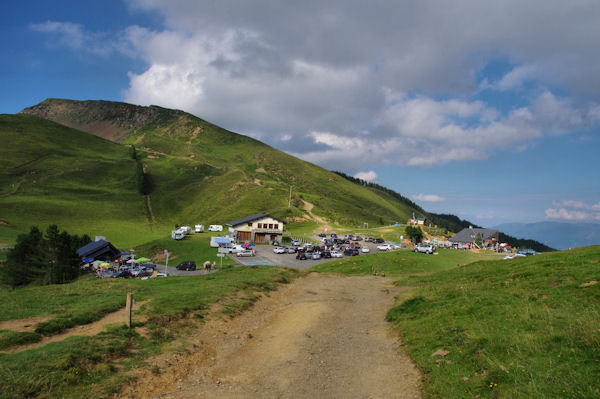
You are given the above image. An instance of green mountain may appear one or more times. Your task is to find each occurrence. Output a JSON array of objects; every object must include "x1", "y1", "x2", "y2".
[{"x1": 2, "y1": 99, "x2": 427, "y2": 246}]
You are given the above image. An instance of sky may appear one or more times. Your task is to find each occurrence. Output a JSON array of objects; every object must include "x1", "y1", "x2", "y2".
[{"x1": 2, "y1": 0, "x2": 600, "y2": 227}]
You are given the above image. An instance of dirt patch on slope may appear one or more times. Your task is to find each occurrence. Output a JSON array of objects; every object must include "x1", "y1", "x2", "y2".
[
  {"x1": 0, "y1": 315, "x2": 54, "y2": 332},
  {"x1": 1, "y1": 302, "x2": 149, "y2": 354},
  {"x1": 120, "y1": 274, "x2": 421, "y2": 398}
]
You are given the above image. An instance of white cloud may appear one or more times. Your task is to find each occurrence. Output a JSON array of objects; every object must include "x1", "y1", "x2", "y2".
[
  {"x1": 484, "y1": 64, "x2": 537, "y2": 91},
  {"x1": 30, "y1": 2, "x2": 600, "y2": 172},
  {"x1": 29, "y1": 21, "x2": 115, "y2": 56},
  {"x1": 546, "y1": 199, "x2": 600, "y2": 221},
  {"x1": 354, "y1": 171, "x2": 377, "y2": 182},
  {"x1": 545, "y1": 208, "x2": 596, "y2": 221},
  {"x1": 412, "y1": 194, "x2": 445, "y2": 202}
]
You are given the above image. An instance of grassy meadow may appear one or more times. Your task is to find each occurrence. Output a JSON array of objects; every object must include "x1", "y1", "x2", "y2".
[
  {"x1": 0, "y1": 266, "x2": 302, "y2": 398},
  {"x1": 315, "y1": 246, "x2": 600, "y2": 398}
]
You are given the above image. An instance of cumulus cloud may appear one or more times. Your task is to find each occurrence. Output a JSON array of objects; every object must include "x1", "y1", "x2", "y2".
[
  {"x1": 546, "y1": 199, "x2": 600, "y2": 221},
  {"x1": 30, "y1": 1, "x2": 600, "y2": 172},
  {"x1": 354, "y1": 171, "x2": 377, "y2": 182},
  {"x1": 412, "y1": 194, "x2": 445, "y2": 203}
]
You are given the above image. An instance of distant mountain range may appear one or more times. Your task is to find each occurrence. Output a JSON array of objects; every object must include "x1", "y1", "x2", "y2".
[{"x1": 491, "y1": 221, "x2": 600, "y2": 250}]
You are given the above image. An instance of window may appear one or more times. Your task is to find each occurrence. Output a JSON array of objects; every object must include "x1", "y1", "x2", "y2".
[
  {"x1": 248, "y1": 222, "x2": 253, "y2": 227},
  {"x1": 269, "y1": 224, "x2": 273, "y2": 229},
  {"x1": 274, "y1": 224, "x2": 278, "y2": 229},
  {"x1": 257, "y1": 223, "x2": 262, "y2": 228}
]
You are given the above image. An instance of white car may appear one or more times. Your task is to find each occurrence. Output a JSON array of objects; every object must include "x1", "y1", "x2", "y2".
[
  {"x1": 377, "y1": 244, "x2": 392, "y2": 251},
  {"x1": 330, "y1": 251, "x2": 343, "y2": 258},
  {"x1": 273, "y1": 246, "x2": 286, "y2": 254},
  {"x1": 237, "y1": 249, "x2": 255, "y2": 257},
  {"x1": 361, "y1": 247, "x2": 370, "y2": 253},
  {"x1": 414, "y1": 244, "x2": 435, "y2": 254}
]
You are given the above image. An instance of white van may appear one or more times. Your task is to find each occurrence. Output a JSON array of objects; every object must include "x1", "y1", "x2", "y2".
[
  {"x1": 208, "y1": 225, "x2": 223, "y2": 232},
  {"x1": 194, "y1": 224, "x2": 204, "y2": 233},
  {"x1": 171, "y1": 229, "x2": 185, "y2": 240}
]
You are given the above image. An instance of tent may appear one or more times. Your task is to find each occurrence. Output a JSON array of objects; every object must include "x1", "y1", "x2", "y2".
[
  {"x1": 242, "y1": 242, "x2": 255, "y2": 248},
  {"x1": 126, "y1": 259, "x2": 136, "y2": 264},
  {"x1": 83, "y1": 257, "x2": 94, "y2": 263},
  {"x1": 135, "y1": 257, "x2": 151, "y2": 263}
]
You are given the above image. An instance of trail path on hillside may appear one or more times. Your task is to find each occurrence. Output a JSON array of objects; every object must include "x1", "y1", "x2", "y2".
[{"x1": 123, "y1": 273, "x2": 421, "y2": 398}]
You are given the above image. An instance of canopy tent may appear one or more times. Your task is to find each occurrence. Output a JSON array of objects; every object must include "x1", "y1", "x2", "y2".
[
  {"x1": 242, "y1": 242, "x2": 255, "y2": 248},
  {"x1": 83, "y1": 257, "x2": 94, "y2": 263},
  {"x1": 135, "y1": 257, "x2": 151, "y2": 263},
  {"x1": 99, "y1": 262, "x2": 110, "y2": 268},
  {"x1": 120, "y1": 251, "x2": 130, "y2": 256}
]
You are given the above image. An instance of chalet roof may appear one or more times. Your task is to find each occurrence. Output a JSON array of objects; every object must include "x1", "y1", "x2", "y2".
[
  {"x1": 76, "y1": 239, "x2": 120, "y2": 259},
  {"x1": 448, "y1": 228, "x2": 499, "y2": 243},
  {"x1": 226, "y1": 213, "x2": 285, "y2": 227}
]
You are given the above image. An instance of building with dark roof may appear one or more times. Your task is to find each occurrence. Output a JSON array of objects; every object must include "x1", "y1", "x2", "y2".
[
  {"x1": 76, "y1": 239, "x2": 120, "y2": 261},
  {"x1": 226, "y1": 213, "x2": 285, "y2": 244},
  {"x1": 448, "y1": 227, "x2": 499, "y2": 248}
]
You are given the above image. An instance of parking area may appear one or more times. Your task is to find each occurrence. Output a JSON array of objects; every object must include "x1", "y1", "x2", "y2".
[{"x1": 236, "y1": 240, "x2": 383, "y2": 270}]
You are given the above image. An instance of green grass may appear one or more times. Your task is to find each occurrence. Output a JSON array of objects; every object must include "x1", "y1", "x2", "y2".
[
  {"x1": 383, "y1": 246, "x2": 600, "y2": 398},
  {"x1": 0, "y1": 266, "x2": 302, "y2": 398},
  {"x1": 311, "y1": 247, "x2": 600, "y2": 397},
  {"x1": 132, "y1": 233, "x2": 235, "y2": 267},
  {"x1": 312, "y1": 248, "x2": 504, "y2": 278}
]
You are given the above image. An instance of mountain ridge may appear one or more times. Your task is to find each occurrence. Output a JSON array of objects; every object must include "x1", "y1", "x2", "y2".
[{"x1": 3, "y1": 98, "x2": 553, "y2": 252}]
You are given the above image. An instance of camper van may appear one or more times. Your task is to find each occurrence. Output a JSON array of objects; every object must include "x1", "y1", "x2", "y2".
[
  {"x1": 171, "y1": 229, "x2": 185, "y2": 240},
  {"x1": 194, "y1": 224, "x2": 204, "y2": 233},
  {"x1": 208, "y1": 225, "x2": 223, "y2": 232},
  {"x1": 180, "y1": 226, "x2": 191, "y2": 235}
]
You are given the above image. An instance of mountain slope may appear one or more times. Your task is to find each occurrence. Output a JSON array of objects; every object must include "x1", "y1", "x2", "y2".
[{"x1": 2, "y1": 99, "x2": 430, "y2": 246}]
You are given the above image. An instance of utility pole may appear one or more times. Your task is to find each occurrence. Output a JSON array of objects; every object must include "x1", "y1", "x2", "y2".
[{"x1": 288, "y1": 185, "x2": 292, "y2": 208}]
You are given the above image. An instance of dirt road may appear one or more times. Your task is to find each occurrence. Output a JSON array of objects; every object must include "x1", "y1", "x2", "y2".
[{"x1": 124, "y1": 273, "x2": 421, "y2": 398}]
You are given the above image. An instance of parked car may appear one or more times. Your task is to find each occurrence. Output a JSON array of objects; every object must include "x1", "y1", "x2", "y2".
[
  {"x1": 176, "y1": 261, "x2": 197, "y2": 271},
  {"x1": 296, "y1": 250, "x2": 307, "y2": 260},
  {"x1": 344, "y1": 247, "x2": 359, "y2": 256},
  {"x1": 309, "y1": 252, "x2": 321, "y2": 260},
  {"x1": 318, "y1": 233, "x2": 326, "y2": 237},
  {"x1": 286, "y1": 246, "x2": 296, "y2": 254},
  {"x1": 273, "y1": 246, "x2": 286, "y2": 254},
  {"x1": 374, "y1": 238, "x2": 385, "y2": 243},
  {"x1": 330, "y1": 250, "x2": 343, "y2": 258},
  {"x1": 361, "y1": 247, "x2": 370, "y2": 253},
  {"x1": 414, "y1": 243, "x2": 435, "y2": 254},
  {"x1": 237, "y1": 249, "x2": 255, "y2": 257},
  {"x1": 377, "y1": 244, "x2": 392, "y2": 251},
  {"x1": 321, "y1": 250, "x2": 332, "y2": 258},
  {"x1": 291, "y1": 240, "x2": 301, "y2": 246}
]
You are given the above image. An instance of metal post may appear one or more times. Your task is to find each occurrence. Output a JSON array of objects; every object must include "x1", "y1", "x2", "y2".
[{"x1": 288, "y1": 185, "x2": 292, "y2": 208}]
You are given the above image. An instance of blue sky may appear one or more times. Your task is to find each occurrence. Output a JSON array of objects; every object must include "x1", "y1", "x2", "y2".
[{"x1": 2, "y1": 0, "x2": 600, "y2": 227}]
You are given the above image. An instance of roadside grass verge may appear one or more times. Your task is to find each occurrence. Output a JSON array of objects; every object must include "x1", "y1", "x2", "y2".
[
  {"x1": 0, "y1": 266, "x2": 302, "y2": 398},
  {"x1": 384, "y1": 246, "x2": 600, "y2": 398}
]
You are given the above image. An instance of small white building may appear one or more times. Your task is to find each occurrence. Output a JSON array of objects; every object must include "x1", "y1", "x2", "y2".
[{"x1": 226, "y1": 213, "x2": 285, "y2": 244}]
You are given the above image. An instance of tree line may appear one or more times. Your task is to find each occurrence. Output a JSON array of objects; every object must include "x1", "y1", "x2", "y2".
[{"x1": 0, "y1": 225, "x2": 91, "y2": 287}]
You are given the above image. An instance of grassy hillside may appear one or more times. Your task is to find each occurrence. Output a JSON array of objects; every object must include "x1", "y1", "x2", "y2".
[
  {"x1": 2, "y1": 99, "x2": 434, "y2": 248},
  {"x1": 315, "y1": 246, "x2": 600, "y2": 398},
  {"x1": 0, "y1": 114, "x2": 160, "y2": 246}
]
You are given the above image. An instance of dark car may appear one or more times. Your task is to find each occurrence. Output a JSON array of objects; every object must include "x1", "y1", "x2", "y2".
[
  {"x1": 113, "y1": 270, "x2": 132, "y2": 278},
  {"x1": 321, "y1": 251, "x2": 332, "y2": 258},
  {"x1": 318, "y1": 233, "x2": 326, "y2": 238},
  {"x1": 374, "y1": 238, "x2": 385, "y2": 243},
  {"x1": 344, "y1": 247, "x2": 360, "y2": 256},
  {"x1": 176, "y1": 261, "x2": 196, "y2": 271},
  {"x1": 296, "y1": 250, "x2": 307, "y2": 260}
]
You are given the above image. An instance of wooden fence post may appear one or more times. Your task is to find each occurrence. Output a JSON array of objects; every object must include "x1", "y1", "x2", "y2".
[{"x1": 125, "y1": 292, "x2": 133, "y2": 328}]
